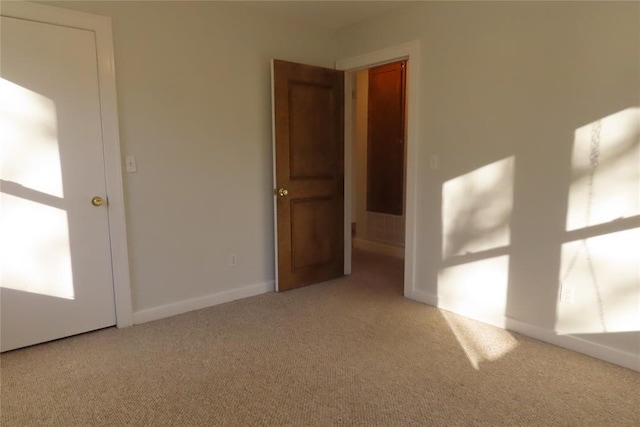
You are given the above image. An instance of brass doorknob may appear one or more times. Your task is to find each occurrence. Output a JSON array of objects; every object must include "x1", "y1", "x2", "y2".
[
  {"x1": 277, "y1": 188, "x2": 288, "y2": 197},
  {"x1": 91, "y1": 196, "x2": 105, "y2": 207}
]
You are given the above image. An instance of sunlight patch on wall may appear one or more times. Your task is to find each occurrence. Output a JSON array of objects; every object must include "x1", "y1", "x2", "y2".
[
  {"x1": 556, "y1": 228, "x2": 640, "y2": 335},
  {"x1": 442, "y1": 310, "x2": 518, "y2": 370},
  {"x1": 438, "y1": 256, "x2": 510, "y2": 317},
  {"x1": 0, "y1": 78, "x2": 63, "y2": 197},
  {"x1": 442, "y1": 157, "x2": 514, "y2": 259},
  {"x1": 1, "y1": 194, "x2": 74, "y2": 300},
  {"x1": 0, "y1": 78, "x2": 74, "y2": 299},
  {"x1": 566, "y1": 108, "x2": 639, "y2": 231}
]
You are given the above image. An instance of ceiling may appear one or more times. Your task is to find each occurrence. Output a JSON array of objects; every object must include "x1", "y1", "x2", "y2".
[
  {"x1": 89, "y1": 0, "x2": 411, "y2": 31},
  {"x1": 235, "y1": 1, "x2": 411, "y2": 31}
]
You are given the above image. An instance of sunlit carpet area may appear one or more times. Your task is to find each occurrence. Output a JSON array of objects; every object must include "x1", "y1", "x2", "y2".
[{"x1": 1, "y1": 249, "x2": 638, "y2": 426}]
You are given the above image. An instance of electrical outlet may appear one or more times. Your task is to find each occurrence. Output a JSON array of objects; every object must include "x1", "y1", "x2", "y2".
[
  {"x1": 560, "y1": 285, "x2": 574, "y2": 304},
  {"x1": 230, "y1": 254, "x2": 238, "y2": 267}
]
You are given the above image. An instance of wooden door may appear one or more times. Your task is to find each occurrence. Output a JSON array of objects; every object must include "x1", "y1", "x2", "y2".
[
  {"x1": 0, "y1": 16, "x2": 116, "y2": 351},
  {"x1": 367, "y1": 61, "x2": 407, "y2": 215},
  {"x1": 271, "y1": 60, "x2": 344, "y2": 291}
]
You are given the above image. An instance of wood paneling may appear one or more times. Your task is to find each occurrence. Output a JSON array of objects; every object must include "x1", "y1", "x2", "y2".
[
  {"x1": 367, "y1": 61, "x2": 406, "y2": 215},
  {"x1": 273, "y1": 60, "x2": 344, "y2": 291},
  {"x1": 291, "y1": 197, "x2": 335, "y2": 269},
  {"x1": 289, "y1": 82, "x2": 334, "y2": 179}
]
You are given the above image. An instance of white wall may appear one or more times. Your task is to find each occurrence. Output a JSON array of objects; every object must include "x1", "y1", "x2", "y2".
[
  {"x1": 337, "y1": 1, "x2": 640, "y2": 367},
  {"x1": 45, "y1": 1, "x2": 338, "y2": 319},
  {"x1": 40, "y1": 1, "x2": 639, "y2": 368}
]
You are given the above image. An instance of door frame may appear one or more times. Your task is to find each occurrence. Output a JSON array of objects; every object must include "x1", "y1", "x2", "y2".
[
  {"x1": 3, "y1": 1, "x2": 133, "y2": 327},
  {"x1": 336, "y1": 40, "x2": 420, "y2": 298}
]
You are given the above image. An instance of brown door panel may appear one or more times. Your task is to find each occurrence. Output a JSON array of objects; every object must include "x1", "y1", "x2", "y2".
[
  {"x1": 273, "y1": 59, "x2": 344, "y2": 291},
  {"x1": 367, "y1": 61, "x2": 406, "y2": 216}
]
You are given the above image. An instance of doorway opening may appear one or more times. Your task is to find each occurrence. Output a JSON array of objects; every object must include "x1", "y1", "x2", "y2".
[
  {"x1": 337, "y1": 40, "x2": 420, "y2": 299},
  {"x1": 351, "y1": 60, "x2": 408, "y2": 262}
]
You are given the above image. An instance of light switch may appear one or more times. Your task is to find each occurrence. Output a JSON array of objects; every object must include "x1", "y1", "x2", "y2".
[{"x1": 125, "y1": 156, "x2": 137, "y2": 173}]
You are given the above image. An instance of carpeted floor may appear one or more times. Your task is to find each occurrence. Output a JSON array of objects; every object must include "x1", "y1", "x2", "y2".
[{"x1": 1, "y1": 249, "x2": 638, "y2": 426}]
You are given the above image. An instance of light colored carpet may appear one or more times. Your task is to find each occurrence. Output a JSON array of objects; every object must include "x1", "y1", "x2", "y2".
[{"x1": 1, "y1": 249, "x2": 638, "y2": 426}]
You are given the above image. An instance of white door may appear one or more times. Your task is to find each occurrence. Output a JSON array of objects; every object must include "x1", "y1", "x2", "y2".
[{"x1": 0, "y1": 16, "x2": 117, "y2": 351}]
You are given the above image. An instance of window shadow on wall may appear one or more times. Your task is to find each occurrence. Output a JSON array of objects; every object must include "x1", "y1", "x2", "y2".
[
  {"x1": 556, "y1": 108, "x2": 640, "y2": 339},
  {"x1": 435, "y1": 108, "x2": 639, "y2": 369},
  {"x1": 439, "y1": 157, "x2": 514, "y2": 324},
  {"x1": 0, "y1": 78, "x2": 76, "y2": 300}
]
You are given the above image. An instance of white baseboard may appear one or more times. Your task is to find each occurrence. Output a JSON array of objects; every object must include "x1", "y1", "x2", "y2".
[
  {"x1": 354, "y1": 238, "x2": 404, "y2": 259},
  {"x1": 409, "y1": 289, "x2": 640, "y2": 372},
  {"x1": 411, "y1": 289, "x2": 438, "y2": 306},
  {"x1": 133, "y1": 281, "x2": 274, "y2": 325}
]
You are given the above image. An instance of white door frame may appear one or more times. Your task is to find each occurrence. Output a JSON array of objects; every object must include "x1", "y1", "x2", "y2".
[
  {"x1": 336, "y1": 40, "x2": 420, "y2": 298},
  {"x1": 2, "y1": 1, "x2": 133, "y2": 327}
]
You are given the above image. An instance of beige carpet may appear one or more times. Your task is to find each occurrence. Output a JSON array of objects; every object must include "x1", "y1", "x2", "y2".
[{"x1": 1, "y1": 250, "x2": 638, "y2": 426}]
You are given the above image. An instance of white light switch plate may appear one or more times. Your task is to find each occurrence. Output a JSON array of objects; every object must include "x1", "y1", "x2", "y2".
[{"x1": 125, "y1": 156, "x2": 137, "y2": 173}]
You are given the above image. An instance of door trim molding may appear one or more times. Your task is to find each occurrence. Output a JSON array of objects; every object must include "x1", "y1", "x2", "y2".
[
  {"x1": 336, "y1": 40, "x2": 420, "y2": 298},
  {"x1": 270, "y1": 60, "x2": 280, "y2": 291},
  {"x1": 3, "y1": 1, "x2": 133, "y2": 327}
]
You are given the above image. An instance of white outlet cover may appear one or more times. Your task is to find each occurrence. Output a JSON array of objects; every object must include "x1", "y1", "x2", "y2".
[{"x1": 560, "y1": 285, "x2": 574, "y2": 304}]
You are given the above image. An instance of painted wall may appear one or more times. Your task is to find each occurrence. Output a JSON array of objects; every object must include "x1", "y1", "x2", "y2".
[
  {"x1": 337, "y1": 1, "x2": 640, "y2": 366},
  {"x1": 45, "y1": 1, "x2": 338, "y2": 319},
  {"x1": 39, "y1": 1, "x2": 638, "y2": 368}
]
